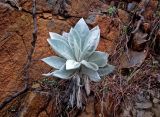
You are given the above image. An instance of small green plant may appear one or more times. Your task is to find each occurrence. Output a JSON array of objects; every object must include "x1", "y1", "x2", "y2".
[
  {"x1": 107, "y1": 6, "x2": 117, "y2": 16},
  {"x1": 42, "y1": 18, "x2": 114, "y2": 108}
]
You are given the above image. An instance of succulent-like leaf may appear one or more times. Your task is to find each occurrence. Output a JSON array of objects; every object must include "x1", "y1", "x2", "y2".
[
  {"x1": 67, "y1": 28, "x2": 74, "y2": 49},
  {"x1": 88, "y1": 51, "x2": 109, "y2": 67},
  {"x1": 42, "y1": 56, "x2": 66, "y2": 69},
  {"x1": 81, "y1": 60, "x2": 98, "y2": 71},
  {"x1": 69, "y1": 28, "x2": 81, "y2": 49},
  {"x1": 49, "y1": 32, "x2": 66, "y2": 40},
  {"x1": 68, "y1": 28, "x2": 82, "y2": 61},
  {"x1": 73, "y1": 38, "x2": 81, "y2": 61},
  {"x1": 74, "y1": 18, "x2": 90, "y2": 47},
  {"x1": 47, "y1": 39, "x2": 74, "y2": 60},
  {"x1": 81, "y1": 66, "x2": 101, "y2": 82},
  {"x1": 62, "y1": 31, "x2": 68, "y2": 39},
  {"x1": 66, "y1": 60, "x2": 81, "y2": 70},
  {"x1": 53, "y1": 65, "x2": 76, "y2": 79},
  {"x1": 98, "y1": 64, "x2": 115, "y2": 76},
  {"x1": 82, "y1": 26, "x2": 100, "y2": 59}
]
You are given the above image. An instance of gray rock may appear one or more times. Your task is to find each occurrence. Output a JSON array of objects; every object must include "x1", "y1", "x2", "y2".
[
  {"x1": 152, "y1": 104, "x2": 160, "y2": 117},
  {"x1": 137, "y1": 111, "x2": 154, "y2": 117},
  {"x1": 127, "y1": 2, "x2": 136, "y2": 12},
  {"x1": 153, "y1": 98, "x2": 160, "y2": 104},
  {"x1": 135, "y1": 102, "x2": 152, "y2": 109}
]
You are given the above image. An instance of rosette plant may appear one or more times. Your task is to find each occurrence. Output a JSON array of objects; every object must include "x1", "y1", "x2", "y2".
[{"x1": 42, "y1": 18, "x2": 114, "y2": 108}]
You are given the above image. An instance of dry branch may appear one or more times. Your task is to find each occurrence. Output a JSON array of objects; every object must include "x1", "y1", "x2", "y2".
[{"x1": 131, "y1": 0, "x2": 150, "y2": 34}]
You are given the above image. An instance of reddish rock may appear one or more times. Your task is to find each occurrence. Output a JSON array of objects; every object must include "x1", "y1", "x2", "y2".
[
  {"x1": 140, "y1": 0, "x2": 158, "y2": 20},
  {"x1": 19, "y1": 91, "x2": 50, "y2": 117},
  {"x1": 118, "y1": 9, "x2": 130, "y2": 24},
  {"x1": 0, "y1": 6, "x2": 32, "y2": 103},
  {"x1": 64, "y1": 0, "x2": 104, "y2": 17},
  {"x1": 77, "y1": 96, "x2": 95, "y2": 117},
  {"x1": 38, "y1": 111, "x2": 48, "y2": 117},
  {"x1": 97, "y1": 38, "x2": 115, "y2": 54},
  {"x1": 20, "y1": 0, "x2": 52, "y2": 13},
  {"x1": 143, "y1": 22, "x2": 151, "y2": 33},
  {"x1": 42, "y1": 13, "x2": 52, "y2": 19}
]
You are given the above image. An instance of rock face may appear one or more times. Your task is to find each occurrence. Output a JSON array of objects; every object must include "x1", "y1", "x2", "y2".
[
  {"x1": 0, "y1": 4, "x2": 32, "y2": 103},
  {"x1": 120, "y1": 91, "x2": 160, "y2": 117},
  {"x1": 19, "y1": 91, "x2": 51, "y2": 117},
  {"x1": 0, "y1": 0, "x2": 118, "y2": 116},
  {"x1": 0, "y1": 0, "x2": 160, "y2": 117}
]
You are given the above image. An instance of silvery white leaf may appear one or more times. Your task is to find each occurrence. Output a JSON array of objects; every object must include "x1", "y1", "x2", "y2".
[
  {"x1": 47, "y1": 39, "x2": 75, "y2": 60},
  {"x1": 69, "y1": 28, "x2": 81, "y2": 49},
  {"x1": 88, "y1": 51, "x2": 109, "y2": 67},
  {"x1": 42, "y1": 72, "x2": 53, "y2": 77},
  {"x1": 81, "y1": 60, "x2": 98, "y2": 71},
  {"x1": 68, "y1": 28, "x2": 81, "y2": 60},
  {"x1": 41, "y1": 56, "x2": 66, "y2": 69},
  {"x1": 98, "y1": 64, "x2": 115, "y2": 76},
  {"x1": 82, "y1": 26, "x2": 100, "y2": 59},
  {"x1": 62, "y1": 31, "x2": 68, "y2": 39},
  {"x1": 81, "y1": 66, "x2": 101, "y2": 82},
  {"x1": 49, "y1": 32, "x2": 66, "y2": 40},
  {"x1": 53, "y1": 65, "x2": 75, "y2": 79},
  {"x1": 67, "y1": 28, "x2": 74, "y2": 49},
  {"x1": 73, "y1": 38, "x2": 81, "y2": 61},
  {"x1": 85, "y1": 26, "x2": 100, "y2": 51},
  {"x1": 66, "y1": 60, "x2": 81, "y2": 70},
  {"x1": 74, "y1": 18, "x2": 90, "y2": 47}
]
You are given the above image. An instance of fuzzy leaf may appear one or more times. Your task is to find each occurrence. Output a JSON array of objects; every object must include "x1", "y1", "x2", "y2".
[
  {"x1": 49, "y1": 32, "x2": 66, "y2": 40},
  {"x1": 53, "y1": 65, "x2": 76, "y2": 79},
  {"x1": 73, "y1": 38, "x2": 81, "y2": 61},
  {"x1": 69, "y1": 28, "x2": 81, "y2": 49},
  {"x1": 74, "y1": 18, "x2": 90, "y2": 46},
  {"x1": 66, "y1": 60, "x2": 81, "y2": 70},
  {"x1": 88, "y1": 51, "x2": 109, "y2": 67},
  {"x1": 82, "y1": 26, "x2": 100, "y2": 59},
  {"x1": 81, "y1": 60, "x2": 98, "y2": 71},
  {"x1": 62, "y1": 31, "x2": 68, "y2": 39},
  {"x1": 67, "y1": 28, "x2": 74, "y2": 49},
  {"x1": 47, "y1": 39, "x2": 74, "y2": 60},
  {"x1": 98, "y1": 64, "x2": 115, "y2": 76},
  {"x1": 81, "y1": 66, "x2": 101, "y2": 82},
  {"x1": 68, "y1": 28, "x2": 81, "y2": 60},
  {"x1": 41, "y1": 56, "x2": 66, "y2": 69}
]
